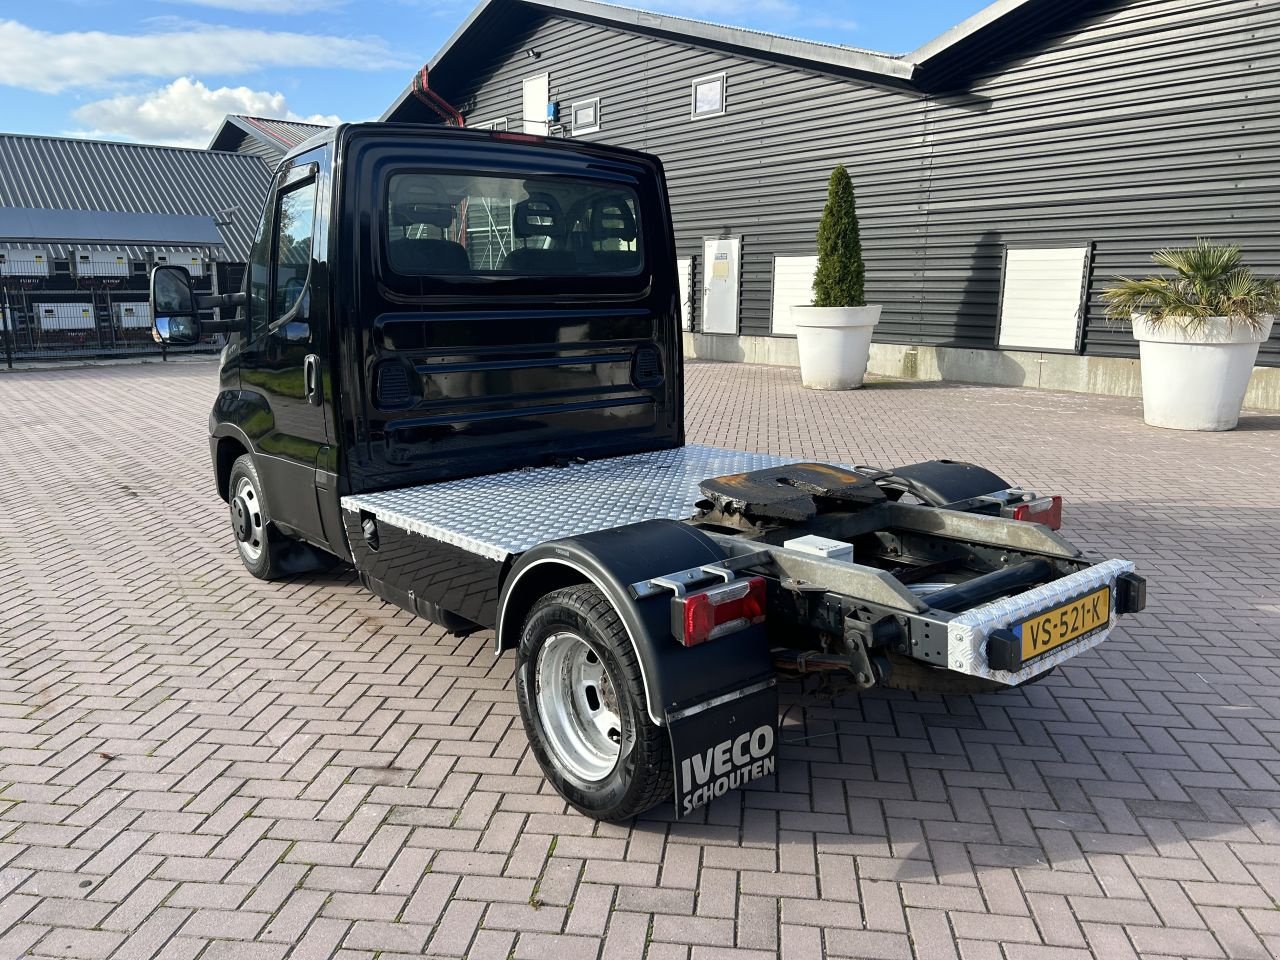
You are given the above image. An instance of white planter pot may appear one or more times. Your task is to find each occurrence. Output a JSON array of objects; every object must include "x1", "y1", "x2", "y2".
[
  {"x1": 791, "y1": 305, "x2": 882, "y2": 390},
  {"x1": 1132, "y1": 314, "x2": 1274, "y2": 431}
]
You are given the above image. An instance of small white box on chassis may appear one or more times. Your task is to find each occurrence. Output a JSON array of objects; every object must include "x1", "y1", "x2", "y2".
[{"x1": 783, "y1": 534, "x2": 854, "y2": 563}]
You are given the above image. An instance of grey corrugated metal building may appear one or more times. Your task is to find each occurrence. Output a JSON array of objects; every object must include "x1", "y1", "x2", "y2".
[
  {"x1": 0, "y1": 133, "x2": 272, "y2": 359},
  {"x1": 383, "y1": 0, "x2": 1280, "y2": 403},
  {"x1": 208, "y1": 115, "x2": 331, "y2": 164},
  {"x1": 0, "y1": 134, "x2": 270, "y2": 260}
]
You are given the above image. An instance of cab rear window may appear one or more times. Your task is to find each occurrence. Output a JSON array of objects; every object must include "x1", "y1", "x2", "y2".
[{"x1": 384, "y1": 172, "x2": 643, "y2": 278}]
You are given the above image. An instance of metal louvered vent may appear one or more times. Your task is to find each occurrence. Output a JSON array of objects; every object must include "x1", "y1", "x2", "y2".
[
  {"x1": 376, "y1": 363, "x2": 413, "y2": 408},
  {"x1": 632, "y1": 345, "x2": 664, "y2": 387}
]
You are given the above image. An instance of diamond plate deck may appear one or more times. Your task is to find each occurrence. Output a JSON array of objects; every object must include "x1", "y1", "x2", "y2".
[{"x1": 341, "y1": 444, "x2": 799, "y2": 561}]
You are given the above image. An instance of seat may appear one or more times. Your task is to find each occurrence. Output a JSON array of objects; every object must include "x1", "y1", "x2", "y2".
[
  {"x1": 502, "y1": 247, "x2": 578, "y2": 273},
  {"x1": 587, "y1": 250, "x2": 641, "y2": 273},
  {"x1": 502, "y1": 193, "x2": 575, "y2": 274},
  {"x1": 388, "y1": 197, "x2": 470, "y2": 276},
  {"x1": 389, "y1": 237, "x2": 471, "y2": 275},
  {"x1": 586, "y1": 195, "x2": 640, "y2": 273}
]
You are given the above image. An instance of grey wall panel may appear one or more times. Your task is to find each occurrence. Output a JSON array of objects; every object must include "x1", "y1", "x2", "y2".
[
  {"x1": 432, "y1": 0, "x2": 1280, "y2": 363},
  {"x1": 923, "y1": 0, "x2": 1280, "y2": 363},
  {"x1": 445, "y1": 16, "x2": 929, "y2": 342}
]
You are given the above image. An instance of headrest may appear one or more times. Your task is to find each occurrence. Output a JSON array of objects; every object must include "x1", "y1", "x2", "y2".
[
  {"x1": 391, "y1": 202, "x2": 454, "y2": 229},
  {"x1": 590, "y1": 197, "x2": 637, "y2": 242},
  {"x1": 514, "y1": 193, "x2": 563, "y2": 238}
]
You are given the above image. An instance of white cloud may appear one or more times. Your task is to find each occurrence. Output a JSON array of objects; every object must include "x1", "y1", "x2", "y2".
[
  {"x1": 159, "y1": 0, "x2": 346, "y2": 10},
  {"x1": 0, "y1": 19, "x2": 406, "y2": 95},
  {"x1": 71, "y1": 77, "x2": 340, "y2": 148}
]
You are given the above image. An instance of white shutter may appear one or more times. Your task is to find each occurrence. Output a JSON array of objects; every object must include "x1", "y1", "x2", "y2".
[
  {"x1": 676, "y1": 257, "x2": 693, "y2": 331},
  {"x1": 998, "y1": 246, "x2": 1090, "y2": 352},
  {"x1": 771, "y1": 255, "x2": 818, "y2": 336},
  {"x1": 522, "y1": 74, "x2": 549, "y2": 135}
]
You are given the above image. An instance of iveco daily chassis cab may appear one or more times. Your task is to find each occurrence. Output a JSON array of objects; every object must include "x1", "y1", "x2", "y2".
[{"x1": 151, "y1": 123, "x2": 1146, "y2": 821}]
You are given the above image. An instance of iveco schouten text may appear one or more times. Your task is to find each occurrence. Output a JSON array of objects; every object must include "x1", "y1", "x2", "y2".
[{"x1": 151, "y1": 123, "x2": 1147, "y2": 821}]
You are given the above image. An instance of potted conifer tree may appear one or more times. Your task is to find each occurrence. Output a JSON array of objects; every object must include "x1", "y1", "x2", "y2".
[
  {"x1": 1103, "y1": 240, "x2": 1278, "y2": 431},
  {"x1": 791, "y1": 164, "x2": 881, "y2": 390}
]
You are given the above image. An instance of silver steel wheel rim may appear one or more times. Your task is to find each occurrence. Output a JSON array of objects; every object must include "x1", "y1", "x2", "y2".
[
  {"x1": 536, "y1": 632, "x2": 623, "y2": 783},
  {"x1": 232, "y1": 476, "x2": 266, "y2": 562}
]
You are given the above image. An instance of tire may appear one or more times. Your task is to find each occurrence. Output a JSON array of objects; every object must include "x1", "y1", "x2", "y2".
[
  {"x1": 516, "y1": 585, "x2": 672, "y2": 821},
  {"x1": 227, "y1": 454, "x2": 288, "y2": 580}
]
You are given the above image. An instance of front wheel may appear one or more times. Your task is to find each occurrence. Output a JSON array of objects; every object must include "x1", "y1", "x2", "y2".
[
  {"x1": 227, "y1": 454, "x2": 289, "y2": 580},
  {"x1": 516, "y1": 585, "x2": 672, "y2": 821}
]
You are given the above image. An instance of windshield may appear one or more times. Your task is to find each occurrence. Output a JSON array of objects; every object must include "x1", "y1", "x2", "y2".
[{"x1": 384, "y1": 172, "x2": 643, "y2": 278}]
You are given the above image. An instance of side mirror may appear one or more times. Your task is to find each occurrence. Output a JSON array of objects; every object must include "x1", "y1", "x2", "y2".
[{"x1": 150, "y1": 265, "x2": 200, "y2": 345}]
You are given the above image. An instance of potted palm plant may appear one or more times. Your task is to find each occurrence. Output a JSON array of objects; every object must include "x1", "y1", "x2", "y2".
[
  {"x1": 1103, "y1": 240, "x2": 1278, "y2": 431},
  {"x1": 791, "y1": 165, "x2": 881, "y2": 390}
]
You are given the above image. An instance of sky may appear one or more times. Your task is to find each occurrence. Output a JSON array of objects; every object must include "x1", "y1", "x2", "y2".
[{"x1": 0, "y1": 0, "x2": 992, "y2": 150}]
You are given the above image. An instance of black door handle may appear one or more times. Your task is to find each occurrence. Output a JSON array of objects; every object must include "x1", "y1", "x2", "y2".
[{"x1": 304, "y1": 353, "x2": 321, "y2": 406}]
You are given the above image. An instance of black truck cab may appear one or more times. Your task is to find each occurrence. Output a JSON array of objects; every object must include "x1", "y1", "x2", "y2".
[
  {"x1": 197, "y1": 123, "x2": 682, "y2": 567},
  {"x1": 152, "y1": 122, "x2": 1144, "y2": 822}
]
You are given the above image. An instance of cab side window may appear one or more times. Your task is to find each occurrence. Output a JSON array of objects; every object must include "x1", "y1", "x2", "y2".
[
  {"x1": 271, "y1": 180, "x2": 318, "y2": 325},
  {"x1": 245, "y1": 203, "x2": 272, "y2": 342}
]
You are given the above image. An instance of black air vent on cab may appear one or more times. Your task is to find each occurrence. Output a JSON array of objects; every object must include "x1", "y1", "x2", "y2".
[
  {"x1": 631, "y1": 345, "x2": 664, "y2": 388},
  {"x1": 376, "y1": 362, "x2": 413, "y2": 408}
]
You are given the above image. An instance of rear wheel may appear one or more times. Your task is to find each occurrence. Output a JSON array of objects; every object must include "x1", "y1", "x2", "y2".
[{"x1": 516, "y1": 585, "x2": 672, "y2": 821}]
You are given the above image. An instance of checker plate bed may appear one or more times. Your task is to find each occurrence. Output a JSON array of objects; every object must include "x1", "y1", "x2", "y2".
[{"x1": 341, "y1": 444, "x2": 798, "y2": 562}]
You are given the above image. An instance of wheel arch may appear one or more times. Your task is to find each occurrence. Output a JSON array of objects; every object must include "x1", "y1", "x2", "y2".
[
  {"x1": 497, "y1": 520, "x2": 773, "y2": 727},
  {"x1": 209, "y1": 386, "x2": 269, "y2": 503},
  {"x1": 214, "y1": 432, "x2": 251, "y2": 502},
  {"x1": 497, "y1": 560, "x2": 592, "y2": 653}
]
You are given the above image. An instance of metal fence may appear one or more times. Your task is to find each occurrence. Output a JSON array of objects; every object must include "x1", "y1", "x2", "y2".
[{"x1": 0, "y1": 258, "x2": 226, "y2": 365}]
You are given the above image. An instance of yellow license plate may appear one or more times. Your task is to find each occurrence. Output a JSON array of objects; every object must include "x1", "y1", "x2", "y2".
[{"x1": 1017, "y1": 586, "x2": 1111, "y2": 662}]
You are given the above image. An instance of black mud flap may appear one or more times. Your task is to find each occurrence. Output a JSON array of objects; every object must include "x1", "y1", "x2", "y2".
[{"x1": 666, "y1": 674, "x2": 779, "y2": 819}]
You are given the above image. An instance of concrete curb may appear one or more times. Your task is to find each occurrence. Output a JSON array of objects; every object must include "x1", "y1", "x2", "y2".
[{"x1": 683, "y1": 332, "x2": 1280, "y2": 411}]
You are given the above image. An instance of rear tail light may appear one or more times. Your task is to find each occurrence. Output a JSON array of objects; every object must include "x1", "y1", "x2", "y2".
[
  {"x1": 673, "y1": 576, "x2": 767, "y2": 647},
  {"x1": 1011, "y1": 495, "x2": 1063, "y2": 530}
]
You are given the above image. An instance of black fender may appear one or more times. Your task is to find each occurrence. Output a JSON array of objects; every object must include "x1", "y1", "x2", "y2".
[
  {"x1": 213, "y1": 388, "x2": 275, "y2": 449},
  {"x1": 496, "y1": 519, "x2": 774, "y2": 727},
  {"x1": 208, "y1": 394, "x2": 257, "y2": 501},
  {"x1": 880, "y1": 460, "x2": 1011, "y2": 506}
]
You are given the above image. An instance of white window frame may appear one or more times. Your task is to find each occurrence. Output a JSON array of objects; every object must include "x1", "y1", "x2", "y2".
[
  {"x1": 690, "y1": 72, "x2": 727, "y2": 119},
  {"x1": 570, "y1": 97, "x2": 601, "y2": 136},
  {"x1": 472, "y1": 117, "x2": 508, "y2": 131}
]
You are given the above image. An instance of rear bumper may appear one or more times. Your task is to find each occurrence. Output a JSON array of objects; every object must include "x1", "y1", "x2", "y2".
[{"x1": 946, "y1": 558, "x2": 1138, "y2": 686}]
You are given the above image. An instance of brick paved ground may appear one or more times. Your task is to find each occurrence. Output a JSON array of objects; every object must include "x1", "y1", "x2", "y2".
[{"x1": 1, "y1": 359, "x2": 1279, "y2": 960}]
